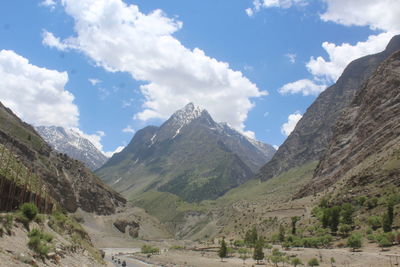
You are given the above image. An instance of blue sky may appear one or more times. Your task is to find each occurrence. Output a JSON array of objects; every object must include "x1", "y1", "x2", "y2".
[{"x1": 0, "y1": 0, "x2": 399, "y2": 155}]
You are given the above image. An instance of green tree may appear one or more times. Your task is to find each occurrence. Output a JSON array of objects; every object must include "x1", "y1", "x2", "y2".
[
  {"x1": 330, "y1": 206, "x2": 341, "y2": 233},
  {"x1": 340, "y1": 203, "x2": 353, "y2": 225},
  {"x1": 378, "y1": 235, "x2": 391, "y2": 251},
  {"x1": 279, "y1": 225, "x2": 285, "y2": 242},
  {"x1": 238, "y1": 248, "x2": 249, "y2": 264},
  {"x1": 308, "y1": 258, "x2": 319, "y2": 267},
  {"x1": 382, "y1": 213, "x2": 392, "y2": 233},
  {"x1": 245, "y1": 226, "x2": 258, "y2": 247},
  {"x1": 338, "y1": 224, "x2": 352, "y2": 237},
  {"x1": 368, "y1": 216, "x2": 381, "y2": 230},
  {"x1": 291, "y1": 257, "x2": 303, "y2": 267},
  {"x1": 388, "y1": 198, "x2": 395, "y2": 225},
  {"x1": 219, "y1": 238, "x2": 227, "y2": 261},
  {"x1": 253, "y1": 240, "x2": 264, "y2": 264},
  {"x1": 291, "y1": 216, "x2": 300, "y2": 235},
  {"x1": 347, "y1": 233, "x2": 362, "y2": 252}
]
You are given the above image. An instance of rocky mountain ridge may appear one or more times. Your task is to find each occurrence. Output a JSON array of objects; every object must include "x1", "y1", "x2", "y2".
[
  {"x1": 296, "y1": 49, "x2": 400, "y2": 197},
  {"x1": 35, "y1": 126, "x2": 108, "y2": 170},
  {"x1": 0, "y1": 101, "x2": 125, "y2": 214},
  {"x1": 257, "y1": 34, "x2": 400, "y2": 181}
]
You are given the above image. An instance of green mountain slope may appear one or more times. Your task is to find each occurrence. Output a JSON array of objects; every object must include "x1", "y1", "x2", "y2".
[{"x1": 97, "y1": 103, "x2": 274, "y2": 202}]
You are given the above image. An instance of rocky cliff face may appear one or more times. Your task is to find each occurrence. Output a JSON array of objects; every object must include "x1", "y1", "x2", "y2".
[
  {"x1": 0, "y1": 101, "x2": 126, "y2": 214},
  {"x1": 97, "y1": 103, "x2": 275, "y2": 202},
  {"x1": 296, "y1": 49, "x2": 400, "y2": 197},
  {"x1": 257, "y1": 35, "x2": 400, "y2": 181},
  {"x1": 35, "y1": 126, "x2": 108, "y2": 171}
]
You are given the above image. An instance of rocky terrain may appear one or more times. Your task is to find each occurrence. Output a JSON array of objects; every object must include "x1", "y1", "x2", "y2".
[
  {"x1": 0, "y1": 101, "x2": 125, "y2": 215},
  {"x1": 97, "y1": 103, "x2": 275, "y2": 202},
  {"x1": 257, "y1": 34, "x2": 400, "y2": 182},
  {"x1": 35, "y1": 126, "x2": 108, "y2": 171},
  {"x1": 297, "y1": 49, "x2": 400, "y2": 198}
]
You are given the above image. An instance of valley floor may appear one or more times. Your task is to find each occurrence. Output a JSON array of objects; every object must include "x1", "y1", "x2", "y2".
[{"x1": 110, "y1": 244, "x2": 400, "y2": 267}]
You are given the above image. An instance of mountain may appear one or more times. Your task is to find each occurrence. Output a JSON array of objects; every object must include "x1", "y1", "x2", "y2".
[
  {"x1": 97, "y1": 103, "x2": 275, "y2": 202},
  {"x1": 257, "y1": 34, "x2": 400, "y2": 182},
  {"x1": 35, "y1": 126, "x2": 108, "y2": 170},
  {"x1": 296, "y1": 49, "x2": 400, "y2": 198},
  {"x1": 0, "y1": 101, "x2": 126, "y2": 214}
]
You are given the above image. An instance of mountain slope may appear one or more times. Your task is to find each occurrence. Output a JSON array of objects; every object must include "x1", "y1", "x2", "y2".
[
  {"x1": 257, "y1": 34, "x2": 400, "y2": 181},
  {"x1": 35, "y1": 126, "x2": 108, "y2": 170},
  {"x1": 97, "y1": 103, "x2": 275, "y2": 202},
  {"x1": 296, "y1": 49, "x2": 400, "y2": 198},
  {"x1": 0, "y1": 101, "x2": 126, "y2": 214}
]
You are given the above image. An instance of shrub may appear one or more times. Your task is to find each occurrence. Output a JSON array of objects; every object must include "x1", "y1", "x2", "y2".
[
  {"x1": 338, "y1": 224, "x2": 352, "y2": 237},
  {"x1": 141, "y1": 245, "x2": 160, "y2": 254},
  {"x1": 347, "y1": 233, "x2": 362, "y2": 251},
  {"x1": 368, "y1": 216, "x2": 381, "y2": 230},
  {"x1": 20, "y1": 203, "x2": 38, "y2": 221},
  {"x1": 365, "y1": 197, "x2": 378, "y2": 209},
  {"x1": 27, "y1": 229, "x2": 53, "y2": 258},
  {"x1": 308, "y1": 258, "x2": 319, "y2": 266}
]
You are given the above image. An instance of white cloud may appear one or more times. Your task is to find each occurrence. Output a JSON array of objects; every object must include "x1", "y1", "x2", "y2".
[
  {"x1": 245, "y1": 8, "x2": 254, "y2": 17},
  {"x1": 306, "y1": 32, "x2": 394, "y2": 82},
  {"x1": 42, "y1": 31, "x2": 69, "y2": 51},
  {"x1": 279, "y1": 79, "x2": 326, "y2": 96},
  {"x1": 285, "y1": 53, "x2": 296, "y2": 64},
  {"x1": 243, "y1": 130, "x2": 256, "y2": 140},
  {"x1": 89, "y1": 78, "x2": 101, "y2": 86},
  {"x1": 320, "y1": 0, "x2": 400, "y2": 32},
  {"x1": 104, "y1": 146, "x2": 124, "y2": 158},
  {"x1": 122, "y1": 125, "x2": 135, "y2": 134},
  {"x1": 43, "y1": 0, "x2": 266, "y2": 134},
  {"x1": 0, "y1": 49, "x2": 79, "y2": 128},
  {"x1": 273, "y1": 145, "x2": 279, "y2": 150},
  {"x1": 40, "y1": 0, "x2": 56, "y2": 10},
  {"x1": 281, "y1": 112, "x2": 302, "y2": 136},
  {"x1": 246, "y1": 0, "x2": 307, "y2": 16},
  {"x1": 278, "y1": 1, "x2": 400, "y2": 96}
]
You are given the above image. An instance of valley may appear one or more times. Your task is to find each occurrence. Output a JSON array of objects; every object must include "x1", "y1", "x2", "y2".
[{"x1": 0, "y1": 4, "x2": 400, "y2": 266}]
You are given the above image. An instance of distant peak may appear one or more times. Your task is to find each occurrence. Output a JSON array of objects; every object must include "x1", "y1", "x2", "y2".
[
  {"x1": 171, "y1": 102, "x2": 205, "y2": 121},
  {"x1": 385, "y1": 34, "x2": 400, "y2": 55}
]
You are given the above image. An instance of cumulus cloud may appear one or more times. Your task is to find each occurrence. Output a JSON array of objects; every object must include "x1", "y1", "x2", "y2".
[
  {"x1": 122, "y1": 125, "x2": 135, "y2": 134},
  {"x1": 246, "y1": 0, "x2": 307, "y2": 16},
  {"x1": 278, "y1": 0, "x2": 400, "y2": 96},
  {"x1": 281, "y1": 112, "x2": 302, "y2": 136},
  {"x1": 0, "y1": 49, "x2": 79, "y2": 128},
  {"x1": 320, "y1": 0, "x2": 400, "y2": 32},
  {"x1": 279, "y1": 79, "x2": 326, "y2": 96},
  {"x1": 306, "y1": 32, "x2": 394, "y2": 82},
  {"x1": 42, "y1": 31, "x2": 69, "y2": 51},
  {"x1": 43, "y1": 0, "x2": 265, "y2": 134},
  {"x1": 273, "y1": 145, "x2": 279, "y2": 150}
]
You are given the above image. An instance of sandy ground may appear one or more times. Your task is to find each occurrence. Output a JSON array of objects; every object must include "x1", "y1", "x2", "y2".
[{"x1": 123, "y1": 244, "x2": 400, "y2": 267}]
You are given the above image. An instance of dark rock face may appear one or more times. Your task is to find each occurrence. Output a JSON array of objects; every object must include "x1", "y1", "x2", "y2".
[
  {"x1": 296, "y1": 50, "x2": 400, "y2": 197},
  {"x1": 0, "y1": 102, "x2": 126, "y2": 215},
  {"x1": 97, "y1": 103, "x2": 275, "y2": 202},
  {"x1": 257, "y1": 35, "x2": 400, "y2": 181},
  {"x1": 113, "y1": 219, "x2": 140, "y2": 238}
]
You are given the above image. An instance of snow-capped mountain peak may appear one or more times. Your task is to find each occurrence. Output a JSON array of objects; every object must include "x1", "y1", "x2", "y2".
[
  {"x1": 35, "y1": 126, "x2": 108, "y2": 170},
  {"x1": 170, "y1": 102, "x2": 205, "y2": 125}
]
